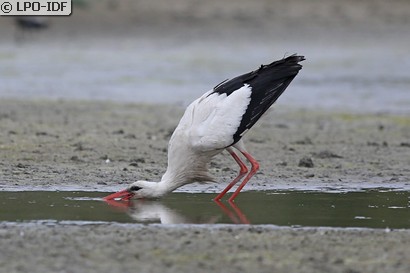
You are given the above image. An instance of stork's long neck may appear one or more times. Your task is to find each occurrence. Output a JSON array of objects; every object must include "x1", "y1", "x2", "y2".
[
  {"x1": 159, "y1": 169, "x2": 191, "y2": 193},
  {"x1": 154, "y1": 145, "x2": 214, "y2": 196},
  {"x1": 136, "y1": 177, "x2": 181, "y2": 199}
]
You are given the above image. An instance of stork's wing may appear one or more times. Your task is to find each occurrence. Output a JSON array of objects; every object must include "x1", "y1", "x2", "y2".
[
  {"x1": 174, "y1": 55, "x2": 304, "y2": 152},
  {"x1": 212, "y1": 55, "x2": 304, "y2": 144},
  {"x1": 186, "y1": 85, "x2": 253, "y2": 151}
]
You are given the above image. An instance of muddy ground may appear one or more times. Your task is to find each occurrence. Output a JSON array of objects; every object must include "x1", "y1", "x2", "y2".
[
  {"x1": 0, "y1": 99, "x2": 410, "y2": 273},
  {"x1": 0, "y1": 99, "x2": 409, "y2": 193},
  {"x1": 1, "y1": 223, "x2": 410, "y2": 273},
  {"x1": 1, "y1": 0, "x2": 410, "y2": 272}
]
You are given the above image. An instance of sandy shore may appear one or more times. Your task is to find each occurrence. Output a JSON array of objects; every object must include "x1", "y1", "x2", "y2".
[
  {"x1": 1, "y1": 223, "x2": 410, "y2": 273},
  {"x1": 1, "y1": 0, "x2": 410, "y2": 272},
  {"x1": 1, "y1": 99, "x2": 409, "y2": 192}
]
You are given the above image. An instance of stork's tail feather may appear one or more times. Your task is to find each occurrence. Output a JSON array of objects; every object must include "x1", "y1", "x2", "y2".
[
  {"x1": 260, "y1": 54, "x2": 305, "y2": 69},
  {"x1": 251, "y1": 54, "x2": 305, "y2": 82}
]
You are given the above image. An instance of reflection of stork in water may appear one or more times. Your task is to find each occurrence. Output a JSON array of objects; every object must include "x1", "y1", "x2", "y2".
[
  {"x1": 128, "y1": 202, "x2": 193, "y2": 224},
  {"x1": 14, "y1": 16, "x2": 49, "y2": 41},
  {"x1": 104, "y1": 198, "x2": 250, "y2": 224}
]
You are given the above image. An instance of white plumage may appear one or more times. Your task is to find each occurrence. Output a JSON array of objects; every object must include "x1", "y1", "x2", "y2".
[{"x1": 104, "y1": 55, "x2": 304, "y2": 202}]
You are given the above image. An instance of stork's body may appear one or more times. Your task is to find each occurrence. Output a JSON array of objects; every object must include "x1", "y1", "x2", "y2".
[{"x1": 104, "y1": 55, "x2": 304, "y2": 202}]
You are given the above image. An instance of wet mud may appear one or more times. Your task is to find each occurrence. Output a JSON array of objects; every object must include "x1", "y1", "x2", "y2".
[{"x1": 1, "y1": 0, "x2": 410, "y2": 271}]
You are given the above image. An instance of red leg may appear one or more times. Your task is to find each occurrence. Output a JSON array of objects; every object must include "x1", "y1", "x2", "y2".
[
  {"x1": 228, "y1": 151, "x2": 259, "y2": 202},
  {"x1": 214, "y1": 150, "x2": 248, "y2": 201}
]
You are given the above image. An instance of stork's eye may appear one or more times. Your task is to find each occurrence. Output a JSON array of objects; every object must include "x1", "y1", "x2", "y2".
[{"x1": 130, "y1": 185, "x2": 142, "y2": 191}]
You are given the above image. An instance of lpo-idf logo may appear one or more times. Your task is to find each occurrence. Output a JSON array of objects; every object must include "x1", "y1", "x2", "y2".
[{"x1": 1, "y1": 0, "x2": 71, "y2": 16}]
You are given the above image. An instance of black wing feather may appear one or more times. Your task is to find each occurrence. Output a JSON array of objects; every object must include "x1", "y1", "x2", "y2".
[{"x1": 211, "y1": 54, "x2": 305, "y2": 144}]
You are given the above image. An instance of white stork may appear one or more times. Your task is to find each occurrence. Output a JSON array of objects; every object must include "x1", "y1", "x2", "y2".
[{"x1": 104, "y1": 55, "x2": 304, "y2": 202}]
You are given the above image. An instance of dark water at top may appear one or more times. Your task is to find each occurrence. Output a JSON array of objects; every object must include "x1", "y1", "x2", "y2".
[{"x1": 1, "y1": 190, "x2": 409, "y2": 228}]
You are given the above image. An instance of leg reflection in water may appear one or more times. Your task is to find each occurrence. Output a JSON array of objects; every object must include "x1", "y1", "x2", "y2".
[{"x1": 103, "y1": 195, "x2": 250, "y2": 224}]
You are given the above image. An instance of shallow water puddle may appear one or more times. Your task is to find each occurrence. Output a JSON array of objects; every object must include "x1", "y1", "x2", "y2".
[{"x1": 1, "y1": 190, "x2": 410, "y2": 228}]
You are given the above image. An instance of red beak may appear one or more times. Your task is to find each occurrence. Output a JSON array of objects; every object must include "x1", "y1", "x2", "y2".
[{"x1": 103, "y1": 189, "x2": 135, "y2": 201}]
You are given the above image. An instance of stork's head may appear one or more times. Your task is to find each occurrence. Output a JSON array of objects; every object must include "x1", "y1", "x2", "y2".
[{"x1": 103, "y1": 181, "x2": 165, "y2": 201}]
